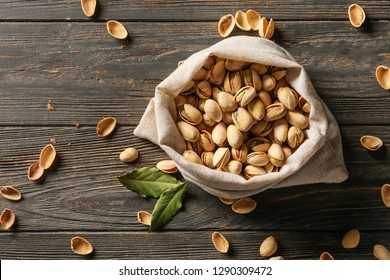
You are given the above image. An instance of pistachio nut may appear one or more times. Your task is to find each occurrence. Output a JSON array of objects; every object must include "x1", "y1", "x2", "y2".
[
  {"x1": 264, "y1": 103, "x2": 287, "y2": 121},
  {"x1": 216, "y1": 91, "x2": 239, "y2": 112},
  {"x1": 181, "y1": 80, "x2": 197, "y2": 95},
  {"x1": 119, "y1": 147, "x2": 139, "y2": 163},
  {"x1": 179, "y1": 103, "x2": 203, "y2": 125},
  {"x1": 243, "y1": 165, "x2": 266, "y2": 179},
  {"x1": 360, "y1": 135, "x2": 383, "y2": 151},
  {"x1": 137, "y1": 210, "x2": 152, "y2": 226},
  {"x1": 235, "y1": 10, "x2": 251, "y2": 31},
  {"x1": 201, "y1": 151, "x2": 215, "y2": 168},
  {"x1": 234, "y1": 86, "x2": 257, "y2": 107},
  {"x1": 197, "y1": 99, "x2": 206, "y2": 112},
  {"x1": 174, "y1": 95, "x2": 186, "y2": 109},
  {"x1": 203, "y1": 113, "x2": 217, "y2": 127},
  {"x1": 268, "y1": 143, "x2": 285, "y2": 167},
  {"x1": 232, "y1": 108, "x2": 254, "y2": 132},
  {"x1": 221, "y1": 110, "x2": 234, "y2": 125},
  {"x1": 248, "y1": 98, "x2": 265, "y2": 121},
  {"x1": 259, "y1": 236, "x2": 278, "y2": 257},
  {"x1": 212, "y1": 122, "x2": 228, "y2": 147},
  {"x1": 242, "y1": 69, "x2": 262, "y2": 91},
  {"x1": 269, "y1": 66, "x2": 287, "y2": 81},
  {"x1": 186, "y1": 94, "x2": 199, "y2": 108},
  {"x1": 204, "y1": 99, "x2": 222, "y2": 122},
  {"x1": 28, "y1": 162, "x2": 44, "y2": 181},
  {"x1": 373, "y1": 244, "x2": 390, "y2": 260},
  {"x1": 71, "y1": 236, "x2": 94, "y2": 255},
  {"x1": 106, "y1": 20, "x2": 128, "y2": 40},
  {"x1": 248, "y1": 137, "x2": 271, "y2": 152},
  {"x1": 250, "y1": 63, "x2": 269, "y2": 75},
  {"x1": 203, "y1": 56, "x2": 215, "y2": 70},
  {"x1": 218, "y1": 14, "x2": 235, "y2": 37},
  {"x1": 176, "y1": 121, "x2": 200, "y2": 142},
  {"x1": 231, "y1": 144, "x2": 249, "y2": 163},
  {"x1": 81, "y1": 0, "x2": 97, "y2": 17},
  {"x1": 348, "y1": 4, "x2": 366, "y2": 28},
  {"x1": 218, "y1": 197, "x2": 236, "y2": 205},
  {"x1": 273, "y1": 118, "x2": 289, "y2": 144},
  {"x1": 264, "y1": 162, "x2": 275, "y2": 173},
  {"x1": 277, "y1": 87, "x2": 298, "y2": 110},
  {"x1": 298, "y1": 96, "x2": 311, "y2": 113},
  {"x1": 282, "y1": 145, "x2": 292, "y2": 159},
  {"x1": 209, "y1": 60, "x2": 226, "y2": 85},
  {"x1": 225, "y1": 59, "x2": 248, "y2": 71},
  {"x1": 258, "y1": 17, "x2": 274, "y2": 39},
  {"x1": 96, "y1": 116, "x2": 117, "y2": 137},
  {"x1": 0, "y1": 186, "x2": 22, "y2": 201},
  {"x1": 231, "y1": 197, "x2": 257, "y2": 214},
  {"x1": 156, "y1": 160, "x2": 178, "y2": 173},
  {"x1": 381, "y1": 183, "x2": 390, "y2": 207},
  {"x1": 375, "y1": 65, "x2": 390, "y2": 90},
  {"x1": 225, "y1": 125, "x2": 243, "y2": 150},
  {"x1": 1, "y1": 208, "x2": 15, "y2": 230},
  {"x1": 250, "y1": 120, "x2": 272, "y2": 136},
  {"x1": 183, "y1": 150, "x2": 203, "y2": 165},
  {"x1": 246, "y1": 10, "x2": 261, "y2": 31},
  {"x1": 246, "y1": 152, "x2": 269, "y2": 167},
  {"x1": 192, "y1": 67, "x2": 208, "y2": 81},
  {"x1": 212, "y1": 231, "x2": 229, "y2": 253},
  {"x1": 199, "y1": 130, "x2": 216, "y2": 152},
  {"x1": 285, "y1": 110, "x2": 308, "y2": 129},
  {"x1": 287, "y1": 126, "x2": 305, "y2": 149},
  {"x1": 223, "y1": 160, "x2": 243, "y2": 175},
  {"x1": 196, "y1": 80, "x2": 212, "y2": 99},
  {"x1": 213, "y1": 147, "x2": 231, "y2": 169},
  {"x1": 342, "y1": 229, "x2": 360, "y2": 249},
  {"x1": 223, "y1": 71, "x2": 242, "y2": 94},
  {"x1": 186, "y1": 140, "x2": 203, "y2": 155},
  {"x1": 261, "y1": 74, "x2": 276, "y2": 91},
  {"x1": 273, "y1": 78, "x2": 289, "y2": 96},
  {"x1": 319, "y1": 252, "x2": 334, "y2": 260},
  {"x1": 212, "y1": 86, "x2": 223, "y2": 101}
]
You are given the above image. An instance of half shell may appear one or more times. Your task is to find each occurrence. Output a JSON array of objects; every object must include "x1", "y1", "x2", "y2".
[
  {"x1": 246, "y1": 10, "x2": 261, "y2": 31},
  {"x1": 218, "y1": 14, "x2": 235, "y2": 37},
  {"x1": 1, "y1": 208, "x2": 16, "y2": 230},
  {"x1": 137, "y1": 210, "x2": 152, "y2": 226},
  {"x1": 96, "y1": 117, "x2": 117, "y2": 137},
  {"x1": 373, "y1": 244, "x2": 390, "y2": 260},
  {"x1": 106, "y1": 20, "x2": 128, "y2": 40},
  {"x1": 231, "y1": 197, "x2": 257, "y2": 214},
  {"x1": 319, "y1": 252, "x2": 334, "y2": 260},
  {"x1": 0, "y1": 186, "x2": 22, "y2": 201},
  {"x1": 375, "y1": 65, "x2": 390, "y2": 90},
  {"x1": 212, "y1": 231, "x2": 229, "y2": 253},
  {"x1": 71, "y1": 236, "x2": 94, "y2": 255},
  {"x1": 259, "y1": 236, "x2": 278, "y2": 257},
  {"x1": 28, "y1": 162, "x2": 44, "y2": 181},
  {"x1": 381, "y1": 183, "x2": 390, "y2": 207},
  {"x1": 258, "y1": 17, "x2": 274, "y2": 39},
  {"x1": 156, "y1": 160, "x2": 178, "y2": 173},
  {"x1": 235, "y1": 11, "x2": 251, "y2": 31},
  {"x1": 360, "y1": 135, "x2": 383, "y2": 151},
  {"x1": 348, "y1": 4, "x2": 366, "y2": 28},
  {"x1": 81, "y1": 0, "x2": 96, "y2": 17},
  {"x1": 39, "y1": 144, "x2": 56, "y2": 170},
  {"x1": 342, "y1": 229, "x2": 360, "y2": 249},
  {"x1": 218, "y1": 197, "x2": 236, "y2": 205}
]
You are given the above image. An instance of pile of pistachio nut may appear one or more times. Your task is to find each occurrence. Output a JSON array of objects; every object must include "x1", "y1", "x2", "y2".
[{"x1": 174, "y1": 56, "x2": 311, "y2": 179}]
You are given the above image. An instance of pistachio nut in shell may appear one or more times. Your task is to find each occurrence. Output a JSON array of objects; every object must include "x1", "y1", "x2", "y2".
[
  {"x1": 242, "y1": 69, "x2": 262, "y2": 91},
  {"x1": 264, "y1": 162, "x2": 274, "y2": 174},
  {"x1": 218, "y1": 14, "x2": 235, "y2": 37},
  {"x1": 258, "y1": 17, "x2": 274, "y2": 39},
  {"x1": 246, "y1": 10, "x2": 261, "y2": 30},
  {"x1": 183, "y1": 150, "x2": 203, "y2": 165},
  {"x1": 285, "y1": 110, "x2": 308, "y2": 129},
  {"x1": 251, "y1": 120, "x2": 272, "y2": 136},
  {"x1": 342, "y1": 229, "x2": 360, "y2": 249},
  {"x1": 81, "y1": 0, "x2": 96, "y2": 17},
  {"x1": 204, "y1": 99, "x2": 222, "y2": 122},
  {"x1": 199, "y1": 130, "x2": 216, "y2": 152},
  {"x1": 120, "y1": 147, "x2": 139, "y2": 163},
  {"x1": 234, "y1": 86, "x2": 257, "y2": 107},
  {"x1": 209, "y1": 60, "x2": 226, "y2": 85},
  {"x1": 234, "y1": 10, "x2": 251, "y2": 31},
  {"x1": 222, "y1": 111, "x2": 234, "y2": 125},
  {"x1": 232, "y1": 108, "x2": 254, "y2": 132},
  {"x1": 0, "y1": 186, "x2": 22, "y2": 201},
  {"x1": 231, "y1": 144, "x2": 248, "y2": 163},
  {"x1": 181, "y1": 80, "x2": 197, "y2": 95},
  {"x1": 176, "y1": 121, "x2": 200, "y2": 142},
  {"x1": 187, "y1": 140, "x2": 203, "y2": 155},
  {"x1": 348, "y1": 4, "x2": 366, "y2": 28},
  {"x1": 277, "y1": 87, "x2": 298, "y2": 110},
  {"x1": 156, "y1": 160, "x2": 178, "y2": 173},
  {"x1": 360, "y1": 135, "x2": 383, "y2": 151},
  {"x1": 201, "y1": 151, "x2": 215, "y2": 168},
  {"x1": 213, "y1": 147, "x2": 231, "y2": 169},
  {"x1": 248, "y1": 137, "x2": 271, "y2": 153},
  {"x1": 223, "y1": 160, "x2": 242, "y2": 175},
  {"x1": 264, "y1": 103, "x2": 287, "y2": 122},
  {"x1": 227, "y1": 124, "x2": 244, "y2": 149},
  {"x1": 180, "y1": 104, "x2": 203, "y2": 125},
  {"x1": 39, "y1": 144, "x2": 56, "y2": 170},
  {"x1": 196, "y1": 80, "x2": 212, "y2": 99},
  {"x1": 216, "y1": 91, "x2": 238, "y2": 112},
  {"x1": 287, "y1": 126, "x2": 305, "y2": 149},
  {"x1": 273, "y1": 78, "x2": 289, "y2": 96},
  {"x1": 231, "y1": 197, "x2": 257, "y2": 214},
  {"x1": 282, "y1": 145, "x2": 292, "y2": 159},
  {"x1": 273, "y1": 118, "x2": 289, "y2": 144},
  {"x1": 243, "y1": 165, "x2": 266, "y2": 179},
  {"x1": 212, "y1": 122, "x2": 228, "y2": 147},
  {"x1": 298, "y1": 96, "x2": 311, "y2": 113},
  {"x1": 96, "y1": 116, "x2": 117, "y2": 137},
  {"x1": 71, "y1": 236, "x2": 94, "y2": 255},
  {"x1": 248, "y1": 98, "x2": 265, "y2": 121},
  {"x1": 203, "y1": 114, "x2": 217, "y2": 127},
  {"x1": 28, "y1": 162, "x2": 44, "y2": 181},
  {"x1": 224, "y1": 71, "x2": 242, "y2": 94},
  {"x1": 225, "y1": 59, "x2": 248, "y2": 72},
  {"x1": 375, "y1": 65, "x2": 390, "y2": 90},
  {"x1": 246, "y1": 152, "x2": 269, "y2": 167},
  {"x1": 268, "y1": 143, "x2": 285, "y2": 167},
  {"x1": 261, "y1": 74, "x2": 276, "y2": 91},
  {"x1": 319, "y1": 252, "x2": 334, "y2": 260},
  {"x1": 106, "y1": 20, "x2": 128, "y2": 40},
  {"x1": 1, "y1": 208, "x2": 16, "y2": 230},
  {"x1": 137, "y1": 210, "x2": 152, "y2": 226},
  {"x1": 212, "y1": 232, "x2": 229, "y2": 253},
  {"x1": 381, "y1": 184, "x2": 390, "y2": 207},
  {"x1": 187, "y1": 94, "x2": 199, "y2": 108},
  {"x1": 193, "y1": 67, "x2": 208, "y2": 81},
  {"x1": 218, "y1": 197, "x2": 236, "y2": 205},
  {"x1": 174, "y1": 95, "x2": 186, "y2": 109},
  {"x1": 250, "y1": 63, "x2": 269, "y2": 75},
  {"x1": 259, "y1": 236, "x2": 278, "y2": 257},
  {"x1": 270, "y1": 66, "x2": 287, "y2": 81},
  {"x1": 203, "y1": 56, "x2": 215, "y2": 70},
  {"x1": 373, "y1": 244, "x2": 390, "y2": 260}
]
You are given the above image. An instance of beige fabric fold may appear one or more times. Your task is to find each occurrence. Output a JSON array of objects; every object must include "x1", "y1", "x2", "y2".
[{"x1": 134, "y1": 36, "x2": 348, "y2": 199}]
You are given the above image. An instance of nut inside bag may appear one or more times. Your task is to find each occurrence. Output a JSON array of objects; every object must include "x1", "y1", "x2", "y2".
[{"x1": 134, "y1": 36, "x2": 348, "y2": 199}]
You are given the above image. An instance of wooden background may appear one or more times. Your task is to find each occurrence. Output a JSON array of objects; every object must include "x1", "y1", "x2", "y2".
[{"x1": 0, "y1": 0, "x2": 389, "y2": 259}]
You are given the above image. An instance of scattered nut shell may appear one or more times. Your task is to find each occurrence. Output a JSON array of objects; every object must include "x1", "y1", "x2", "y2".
[
  {"x1": 137, "y1": 210, "x2": 152, "y2": 226},
  {"x1": 269, "y1": 256, "x2": 284, "y2": 260},
  {"x1": 28, "y1": 162, "x2": 44, "y2": 181},
  {"x1": 246, "y1": 10, "x2": 261, "y2": 31},
  {"x1": 218, "y1": 197, "x2": 236, "y2": 205},
  {"x1": 71, "y1": 236, "x2": 94, "y2": 255},
  {"x1": 231, "y1": 197, "x2": 257, "y2": 214},
  {"x1": 381, "y1": 183, "x2": 390, "y2": 207},
  {"x1": 259, "y1": 236, "x2": 278, "y2": 257},
  {"x1": 235, "y1": 11, "x2": 251, "y2": 31},
  {"x1": 1, "y1": 208, "x2": 16, "y2": 230},
  {"x1": 373, "y1": 244, "x2": 390, "y2": 260},
  {"x1": 319, "y1": 252, "x2": 334, "y2": 260},
  {"x1": 39, "y1": 144, "x2": 56, "y2": 170},
  {"x1": 212, "y1": 231, "x2": 229, "y2": 253},
  {"x1": 119, "y1": 147, "x2": 139, "y2": 163},
  {"x1": 0, "y1": 186, "x2": 22, "y2": 201},
  {"x1": 96, "y1": 117, "x2": 117, "y2": 137},
  {"x1": 342, "y1": 229, "x2": 360, "y2": 249},
  {"x1": 106, "y1": 20, "x2": 128, "y2": 40},
  {"x1": 360, "y1": 135, "x2": 383, "y2": 151},
  {"x1": 81, "y1": 0, "x2": 96, "y2": 17},
  {"x1": 258, "y1": 17, "x2": 274, "y2": 39},
  {"x1": 348, "y1": 4, "x2": 366, "y2": 28},
  {"x1": 375, "y1": 65, "x2": 390, "y2": 90},
  {"x1": 218, "y1": 14, "x2": 235, "y2": 37},
  {"x1": 156, "y1": 160, "x2": 178, "y2": 173}
]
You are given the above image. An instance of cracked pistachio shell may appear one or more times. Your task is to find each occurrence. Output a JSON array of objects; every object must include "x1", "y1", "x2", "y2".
[
  {"x1": 106, "y1": 20, "x2": 128, "y2": 40},
  {"x1": 242, "y1": 69, "x2": 262, "y2": 91},
  {"x1": 342, "y1": 229, "x2": 360, "y2": 249},
  {"x1": 273, "y1": 78, "x2": 289, "y2": 96},
  {"x1": 28, "y1": 162, "x2": 44, "y2": 181},
  {"x1": 181, "y1": 80, "x2": 197, "y2": 95},
  {"x1": 319, "y1": 252, "x2": 334, "y2": 260},
  {"x1": 232, "y1": 197, "x2": 257, "y2": 214},
  {"x1": 381, "y1": 184, "x2": 390, "y2": 207},
  {"x1": 261, "y1": 74, "x2": 276, "y2": 91},
  {"x1": 187, "y1": 140, "x2": 203, "y2": 155},
  {"x1": 196, "y1": 80, "x2": 212, "y2": 99},
  {"x1": 248, "y1": 98, "x2": 265, "y2": 121},
  {"x1": 223, "y1": 160, "x2": 242, "y2": 175},
  {"x1": 225, "y1": 59, "x2": 248, "y2": 71},
  {"x1": 174, "y1": 95, "x2": 186, "y2": 109},
  {"x1": 1, "y1": 186, "x2": 22, "y2": 201},
  {"x1": 203, "y1": 114, "x2": 217, "y2": 127},
  {"x1": 71, "y1": 236, "x2": 93, "y2": 255},
  {"x1": 246, "y1": 152, "x2": 269, "y2": 167},
  {"x1": 250, "y1": 63, "x2": 269, "y2": 75},
  {"x1": 260, "y1": 236, "x2": 278, "y2": 257},
  {"x1": 177, "y1": 121, "x2": 200, "y2": 142},
  {"x1": 227, "y1": 125, "x2": 244, "y2": 149},
  {"x1": 246, "y1": 10, "x2": 261, "y2": 30},
  {"x1": 248, "y1": 137, "x2": 271, "y2": 153},
  {"x1": 273, "y1": 118, "x2": 289, "y2": 144},
  {"x1": 285, "y1": 110, "x2": 308, "y2": 129},
  {"x1": 243, "y1": 165, "x2": 266, "y2": 179},
  {"x1": 250, "y1": 120, "x2": 271, "y2": 136},
  {"x1": 234, "y1": 86, "x2": 257, "y2": 107},
  {"x1": 197, "y1": 99, "x2": 206, "y2": 112},
  {"x1": 204, "y1": 99, "x2": 222, "y2": 122},
  {"x1": 375, "y1": 65, "x2": 390, "y2": 90},
  {"x1": 213, "y1": 147, "x2": 231, "y2": 169},
  {"x1": 219, "y1": 197, "x2": 236, "y2": 205},
  {"x1": 264, "y1": 103, "x2": 287, "y2": 122},
  {"x1": 360, "y1": 135, "x2": 383, "y2": 151},
  {"x1": 137, "y1": 210, "x2": 152, "y2": 226},
  {"x1": 235, "y1": 10, "x2": 251, "y2": 31},
  {"x1": 222, "y1": 111, "x2": 234, "y2": 125},
  {"x1": 203, "y1": 56, "x2": 215, "y2": 70},
  {"x1": 258, "y1": 17, "x2": 274, "y2": 39},
  {"x1": 1, "y1": 208, "x2": 16, "y2": 230},
  {"x1": 39, "y1": 144, "x2": 56, "y2": 170},
  {"x1": 231, "y1": 144, "x2": 248, "y2": 163},
  {"x1": 96, "y1": 117, "x2": 117, "y2": 137},
  {"x1": 348, "y1": 4, "x2": 366, "y2": 28},
  {"x1": 156, "y1": 160, "x2": 178, "y2": 173},
  {"x1": 193, "y1": 67, "x2": 208, "y2": 81},
  {"x1": 287, "y1": 126, "x2": 305, "y2": 149},
  {"x1": 232, "y1": 108, "x2": 254, "y2": 132},
  {"x1": 216, "y1": 91, "x2": 238, "y2": 112},
  {"x1": 223, "y1": 71, "x2": 242, "y2": 94},
  {"x1": 187, "y1": 94, "x2": 199, "y2": 108},
  {"x1": 218, "y1": 14, "x2": 235, "y2": 37},
  {"x1": 212, "y1": 122, "x2": 228, "y2": 147},
  {"x1": 282, "y1": 145, "x2": 292, "y2": 159},
  {"x1": 81, "y1": 0, "x2": 96, "y2": 17},
  {"x1": 264, "y1": 162, "x2": 275, "y2": 173},
  {"x1": 277, "y1": 87, "x2": 298, "y2": 110},
  {"x1": 298, "y1": 96, "x2": 311, "y2": 113},
  {"x1": 209, "y1": 61, "x2": 226, "y2": 85},
  {"x1": 183, "y1": 150, "x2": 203, "y2": 165},
  {"x1": 119, "y1": 147, "x2": 139, "y2": 163},
  {"x1": 201, "y1": 151, "x2": 215, "y2": 168},
  {"x1": 179, "y1": 104, "x2": 203, "y2": 125},
  {"x1": 258, "y1": 90, "x2": 272, "y2": 108},
  {"x1": 268, "y1": 143, "x2": 285, "y2": 167},
  {"x1": 199, "y1": 130, "x2": 216, "y2": 152},
  {"x1": 270, "y1": 66, "x2": 287, "y2": 81},
  {"x1": 212, "y1": 232, "x2": 229, "y2": 253},
  {"x1": 373, "y1": 244, "x2": 390, "y2": 260},
  {"x1": 269, "y1": 256, "x2": 284, "y2": 260}
]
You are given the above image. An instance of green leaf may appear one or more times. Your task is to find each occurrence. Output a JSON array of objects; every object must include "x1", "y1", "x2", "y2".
[
  {"x1": 118, "y1": 167, "x2": 183, "y2": 198},
  {"x1": 150, "y1": 182, "x2": 187, "y2": 231}
]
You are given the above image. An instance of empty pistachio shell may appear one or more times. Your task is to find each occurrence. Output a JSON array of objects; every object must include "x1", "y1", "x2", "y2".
[
  {"x1": 28, "y1": 162, "x2": 44, "y2": 181},
  {"x1": 183, "y1": 150, "x2": 203, "y2": 165},
  {"x1": 156, "y1": 160, "x2": 178, "y2": 173},
  {"x1": 258, "y1": 17, "x2": 274, "y2": 39},
  {"x1": 319, "y1": 252, "x2": 334, "y2": 260},
  {"x1": 360, "y1": 135, "x2": 383, "y2": 151},
  {"x1": 375, "y1": 65, "x2": 390, "y2": 90},
  {"x1": 269, "y1": 256, "x2": 284, "y2": 260},
  {"x1": 342, "y1": 229, "x2": 360, "y2": 249},
  {"x1": 246, "y1": 10, "x2": 261, "y2": 31},
  {"x1": 231, "y1": 197, "x2": 257, "y2": 214},
  {"x1": 106, "y1": 20, "x2": 128, "y2": 40},
  {"x1": 212, "y1": 231, "x2": 229, "y2": 253},
  {"x1": 81, "y1": 0, "x2": 96, "y2": 17},
  {"x1": 137, "y1": 210, "x2": 152, "y2": 226},
  {"x1": 218, "y1": 197, "x2": 236, "y2": 205},
  {"x1": 71, "y1": 236, "x2": 93, "y2": 255},
  {"x1": 177, "y1": 121, "x2": 200, "y2": 142},
  {"x1": 0, "y1": 186, "x2": 22, "y2": 201},
  {"x1": 259, "y1": 236, "x2": 278, "y2": 257},
  {"x1": 119, "y1": 147, "x2": 139, "y2": 163},
  {"x1": 96, "y1": 117, "x2": 117, "y2": 137},
  {"x1": 348, "y1": 4, "x2": 366, "y2": 28},
  {"x1": 39, "y1": 144, "x2": 56, "y2": 170},
  {"x1": 1, "y1": 208, "x2": 16, "y2": 230},
  {"x1": 218, "y1": 14, "x2": 235, "y2": 37},
  {"x1": 204, "y1": 99, "x2": 222, "y2": 122},
  {"x1": 235, "y1": 10, "x2": 251, "y2": 31},
  {"x1": 373, "y1": 244, "x2": 390, "y2": 260},
  {"x1": 381, "y1": 184, "x2": 390, "y2": 207}
]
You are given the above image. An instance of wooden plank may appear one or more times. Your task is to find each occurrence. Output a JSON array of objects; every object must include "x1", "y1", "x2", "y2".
[
  {"x1": 0, "y1": 21, "x2": 389, "y2": 126},
  {"x1": 1, "y1": 0, "x2": 390, "y2": 21},
  {"x1": 0, "y1": 126, "x2": 388, "y2": 232},
  {"x1": 0, "y1": 231, "x2": 388, "y2": 259}
]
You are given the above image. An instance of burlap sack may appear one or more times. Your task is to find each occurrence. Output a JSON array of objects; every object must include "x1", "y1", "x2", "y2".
[{"x1": 134, "y1": 36, "x2": 348, "y2": 199}]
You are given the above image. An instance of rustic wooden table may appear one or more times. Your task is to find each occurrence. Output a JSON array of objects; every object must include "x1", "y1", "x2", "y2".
[{"x1": 0, "y1": 0, "x2": 389, "y2": 260}]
